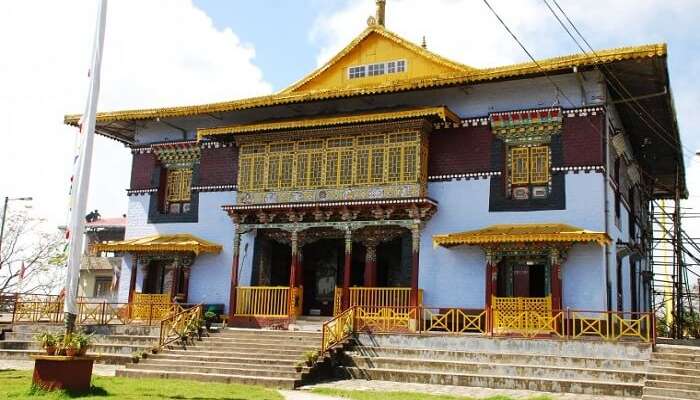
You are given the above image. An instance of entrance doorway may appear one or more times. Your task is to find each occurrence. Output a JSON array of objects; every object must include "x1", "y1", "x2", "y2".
[{"x1": 496, "y1": 256, "x2": 550, "y2": 298}]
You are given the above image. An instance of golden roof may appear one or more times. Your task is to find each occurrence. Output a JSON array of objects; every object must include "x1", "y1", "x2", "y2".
[
  {"x1": 197, "y1": 106, "x2": 459, "y2": 139},
  {"x1": 432, "y1": 223, "x2": 611, "y2": 248},
  {"x1": 91, "y1": 233, "x2": 222, "y2": 255},
  {"x1": 63, "y1": 28, "x2": 666, "y2": 126}
]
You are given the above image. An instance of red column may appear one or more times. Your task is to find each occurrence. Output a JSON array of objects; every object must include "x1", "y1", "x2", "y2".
[
  {"x1": 128, "y1": 257, "x2": 138, "y2": 303},
  {"x1": 410, "y1": 224, "x2": 420, "y2": 307},
  {"x1": 485, "y1": 261, "x2": 493, "y2": 309},
  {"x1": 228, "y1": 228, "x2": 241, "y2": 318},
  {"x1": 181, "y1": 268, "x2": 191, "y2": 303},
  {"x1": 364, "y1": 243, "x2": 377, "y2": 287},
  {"x1": 551, "y1": 262, "x2": 562, "y2": 310},
  {"x1": 342, "y1": 229, "x2": 352, "y2": 310}
]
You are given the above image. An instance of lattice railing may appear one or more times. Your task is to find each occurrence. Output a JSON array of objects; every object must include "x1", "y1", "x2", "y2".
[
  {"x1": 235, "y1": 286, "x2": 290, "y2": 317},
  {"x1": 159, "y1": 304, "x2": 203, "y2": 349},
  {"x1": 321, "y1": 306, "x2": 355, "y2": 353}
]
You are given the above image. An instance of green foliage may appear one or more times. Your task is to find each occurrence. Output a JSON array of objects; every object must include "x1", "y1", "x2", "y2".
[
  {"x1": 204, "y1": 311, "x2": 216, "y2": 320},
  {"x1": 303, "y1": 350, "x2": 319, "y2": 365},
  {"x1": 34, "y1": 332, "x2": 57, "y2": 348},
  {"x1": 0, "y1": 370, "x2": 283, "y2": 399}
]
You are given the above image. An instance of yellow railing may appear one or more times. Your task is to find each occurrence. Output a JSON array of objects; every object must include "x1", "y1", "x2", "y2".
[
  {"x1": 321, "y1": 307, "x2": 355, "y2": 353},
  {"x1": 492, "y1": 296, "x2": 557, "y2": 335},
  {"x1": 334, "y1": 287, "x2": 423, "y2": 316},
  {"x1": 159, "y1": 304, "x2": 203, "y2": 348},
  {"x1": 355, "y1": 306, "x2": 418, "y2": 332},
  {"x1": 422, "y1": 308, "x2": 488, "y2": 334},
  {"x1": 571, "y1": 311, "x2": 651, "y2": 342},
  {"x1": 132, "y1": 293, "x2": 174, "y2": 320},
  {"x1": 235, "y1": 286, "x2": 290, "y2": 317}
]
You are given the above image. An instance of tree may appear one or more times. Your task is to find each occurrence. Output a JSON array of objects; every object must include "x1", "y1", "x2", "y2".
[{"x1": 0, "y1": 210, "x2": 67, "y2": 295}]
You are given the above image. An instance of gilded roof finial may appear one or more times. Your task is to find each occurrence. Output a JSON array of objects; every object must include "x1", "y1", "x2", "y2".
[
  {"x1": 376, "y1": 0, "x2": 386, "y2": 27},
  {"x1": 421, "y1": 36, "x2": 427, "y2": 49}
]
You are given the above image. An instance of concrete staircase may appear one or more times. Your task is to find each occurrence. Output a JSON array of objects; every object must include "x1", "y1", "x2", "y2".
[
  {"x1": 341, "y1": 333, "x2": 652, "y2": 398},
  {"x1": 642, "y1": 344, "x2": 700, "y2": 400},
  {"x1": 0, "y1": 323, "x2": 159, "y2": 364},
  {"x1": 117, "y1": 328, "x2": 323, "y2": 389}
]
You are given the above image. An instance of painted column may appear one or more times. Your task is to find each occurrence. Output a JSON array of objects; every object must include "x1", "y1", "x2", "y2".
[
  {"x1": 288, "y1": 229, "x2": 302, "y2": 317},
  {"x1": 550, "y1": 249, "x2": 563, "y2": 310},
  {"x1": 128, "y1": 256, "x2": 138, "y2": 303},
  {"x1": 410, "y1": 223, "x2": 420, "y2": 307},
  {"x1": 170, "y1": 259, "x2": 180, "y2": 300},
  {"x1": 228, "y1": 226, "x2": 241, "y2": 318},
  {"x1": 363, "y1": 242, "x2": 377, "y2": 287},
  {"x1": 181, "y1": 267, "x2": 191, "y2": 303},
  {"x1": 342, "y1": 228, "x2": 352, "y2": 310}
]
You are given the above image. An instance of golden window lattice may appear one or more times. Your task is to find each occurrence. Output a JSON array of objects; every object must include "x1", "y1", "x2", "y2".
[
  {"x1": 530, "y1": 146, "x2": 549, "y2": 184},
  {"x1": 236, "y1": 132, "x2": 421, "y2": 192},
  {"x1": 166, "y1": 169, "x2": 192, "y2": 202},
  {"x1": 510, "y1": 147, "x2": 530, "y2": 185}
]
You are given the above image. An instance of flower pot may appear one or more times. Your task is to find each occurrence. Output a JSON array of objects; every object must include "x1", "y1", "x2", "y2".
[
  {"x1": 78, "y1": 347, "x2": 88, "y2": 356},
  {"x1": 65, "y1": 347, "x2": 77, "y2": 357},
  {"x1": 45, "y1": 346, "x2": 56, "y2": 356}
]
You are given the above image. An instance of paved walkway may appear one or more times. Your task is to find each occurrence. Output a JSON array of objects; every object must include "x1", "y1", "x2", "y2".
[
  {"x1": 0, "y1": 359, "x2": 122, "y2": 377},
  {"x1": 300, "y1": 379, "x2": 639, "y2": 400}
]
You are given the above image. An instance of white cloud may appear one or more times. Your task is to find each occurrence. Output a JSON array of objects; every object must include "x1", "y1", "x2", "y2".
[{"x1": 0, "y1": 0, "x2": 272, "y2": 227}]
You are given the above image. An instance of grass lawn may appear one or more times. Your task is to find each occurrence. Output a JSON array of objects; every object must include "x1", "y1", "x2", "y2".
[
  {"x1": 310, "y1": 388, "x2": 554, "y2": 400},
  {"x1": 0, "y1": 370, "x2": 283, "y2": 399}
]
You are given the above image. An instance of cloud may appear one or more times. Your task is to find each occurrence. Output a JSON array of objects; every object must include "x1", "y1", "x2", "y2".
[{"x1": 0, "y1": 0, "x2": 272, "y2": 227}]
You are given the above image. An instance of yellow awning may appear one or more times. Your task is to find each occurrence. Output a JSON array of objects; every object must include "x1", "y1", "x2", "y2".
[
  {"x1": 433, "y1": 223, "x2": 611, "y2": 248},
  {"x1": 91, "y1": 234, "x2": 222, "y2": 255}
]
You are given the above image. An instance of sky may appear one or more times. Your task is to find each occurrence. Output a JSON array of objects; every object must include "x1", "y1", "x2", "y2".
[{"x1": 0, "y1": 0, "x2": 699, "y2": 240}]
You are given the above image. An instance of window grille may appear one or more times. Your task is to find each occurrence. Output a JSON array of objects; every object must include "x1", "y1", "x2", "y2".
[
  {"x1": 166, "y1": 169, "x2": 192, "y2": 202},
  {"x1": 510, "y1": 147, "x2": 530, "y2": 185},
  {"x1": 529, "y1": 146, "x2": 549, "y2": 184}
]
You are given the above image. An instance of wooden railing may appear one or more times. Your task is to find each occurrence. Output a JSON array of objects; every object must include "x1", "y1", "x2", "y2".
[
  {"x1": 333, "y1": 287, "x2": 423, "y2": 316},
  {"x1": 321, "y1": 306, "x2": 355, "y2": 353},
  {"x1": 492, "y1": 296, "x2": 555, "y2": 335},
  {"x1": 235, "y1": 286, "x2": 290, "y2": 317},
  {"x1": 159, "y1": 304, "x2": 203, "y2": 348}
]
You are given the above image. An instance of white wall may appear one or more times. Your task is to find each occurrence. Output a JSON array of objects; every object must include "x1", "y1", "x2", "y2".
[{"x1": 419, "y1": 171, "x2": 608, "y2": 309}]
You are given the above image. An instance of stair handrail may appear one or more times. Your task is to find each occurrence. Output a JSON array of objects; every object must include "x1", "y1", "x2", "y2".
[
  {"x1": 158, "y1": 304, "x2": 203, "y2": 349},
  {"x1": 321, "y1": 306, "x2": 356, "y2": 353}
]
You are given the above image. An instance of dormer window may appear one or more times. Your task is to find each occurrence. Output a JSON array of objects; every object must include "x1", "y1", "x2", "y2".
[{"x1": 348, "y1": 59, "x2": 406, "y2": 80}]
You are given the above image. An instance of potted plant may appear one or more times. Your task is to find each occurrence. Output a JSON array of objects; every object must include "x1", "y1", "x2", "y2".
[
  {"x1": 36, "y1": 332, "x2": 57, "y2": 356},
  {"x1": 131, "y1": 352, "x2": 141, "y2": 364},
  {"x1": 64, "y1": 336, "x2": 80, "y2": 357},
  {"x1": 73, "y1": 332, "x2": 93, "y2": 356},
  {"x1": 294, "y1": 361, "x2": 304, "y2": 373},
  {"x1": 204, "y1": 311, "x2": 216, "y2": 331},
  {"x1": 303, "y1": 350, "x2": 318, "y2": 367}
]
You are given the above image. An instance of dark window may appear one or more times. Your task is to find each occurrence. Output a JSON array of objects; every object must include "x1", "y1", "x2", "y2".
[
  {"x1": 630, "y1": 261, "x2": 638, "y2": 313},
  {"x1": 628, "y1": 187, "x2": 636, "y2": 239},
  {"x1": 614, "y1": 157, "x2": 621, "y2": 222},
  {"x1": 93, "y1": 277, "x2": 112, "y2": 298},
  {"x1": 616, "y1": 257, "x2": 623, "y2": 312}
]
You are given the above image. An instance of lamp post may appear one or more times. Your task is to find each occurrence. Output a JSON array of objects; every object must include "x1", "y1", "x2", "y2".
[{"x1": 0, "y1": 196, "x2": 33, "y2": 261}]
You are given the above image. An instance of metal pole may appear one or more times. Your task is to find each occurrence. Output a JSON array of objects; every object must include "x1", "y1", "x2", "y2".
[{"x1": 0, "y1": 196, "x2": 8, "y2": 262}]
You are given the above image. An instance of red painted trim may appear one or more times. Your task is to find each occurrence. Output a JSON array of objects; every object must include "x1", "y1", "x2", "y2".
[
  {"x1": 410, "y1": 250, "x2": 419, "y2": 306},
  {"x1": 228, "y1": 252, "x2": 240, "y2": 318}
]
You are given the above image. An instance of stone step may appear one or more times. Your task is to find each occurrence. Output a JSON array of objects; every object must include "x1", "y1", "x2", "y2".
[
  {"x1": 148, "y1": 352, "x2": 299, "y2": 366},
  {"x1": 221, "y1": 328, "x2": 321, "y2": 338},
  {"x1": 650, "y1": 358, "x2": 700, "y2": 370},
  {"x1": 648, "y1": 365, "x2": 700, "y2": 377},
  {"x1": 0, "y1": 348, "x2": 133, "y2": 364},
  {"x1": 126, "y1": 361, "x2": 303, "y2": 379},
  {"x1": 653, "y1": 352, "x2": 700, "y2": 363},
  {"x1": 0, "y1": 340, "x2": 150, "y2": 354},
  {"x1": 138, "y1": 357, "x2": 302, "y2": 371},
  {"x1": 345, "y1": 355, "x2": 645, "y2": 383},
  {"x1": 116, "y1": 368, "x2": 299, "y2": 389},
  {"x1": 182, "y1": 342, "x2": 317, "y2": 352},
  {"x1": 646, "y1": 372, "x2": 700, "y2": 384},
  {"x1": 643, "y1": 386, "x2": 700, "y2": 400},
  {"x1": 655, "y1": 344, "x2": 700, "y2": 355},
  {"x1": 347, "y1": 346, "x2": 646, "y2": 370},
  {"x1": 10, "y1": 323, "x2": 161, "y2": 336},
  {"x1": 343, "y1": 366, "x2": 643, "y2": 397},
  {"x1": 200, "y1": 336, "x2": 320, "y2": 345},
  {"x1": 4, "y1": 332, "x2": 158, "y2": 346},
  {"x1": 162, "y1": 344, "x2": 310, "y2": 357},
  {"x1": 646, "y1": 379, "x2": 700, "y2": 392},
  {"x1": 159, "y1": 349, "x2": 301, "y2": 361}
]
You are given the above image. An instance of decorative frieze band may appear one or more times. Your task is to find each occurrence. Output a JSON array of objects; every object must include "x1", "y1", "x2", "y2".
[
  {"x1": 191, "y1": 184, "x2": 237, "y2": 192},
  {"x1": 126, "y1": 188, "x2": 158, "y2": 196},
  {"x1": 428, "y1": 172, "x2": 501, "y2": 182},
  {"x1": 552, "y1": 165, "x2": 605, "y2": 173},
  {"x1": 432, "y1": 106, "x2": 606, "y2": 130},
  {"x1": 200, "y1": 141, "x2": 234, "y2": 149}
]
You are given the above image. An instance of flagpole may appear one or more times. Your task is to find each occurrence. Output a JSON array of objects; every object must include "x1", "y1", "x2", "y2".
[{"x1": 64, "y1": 0, "x2": 108, "y2": 335}]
